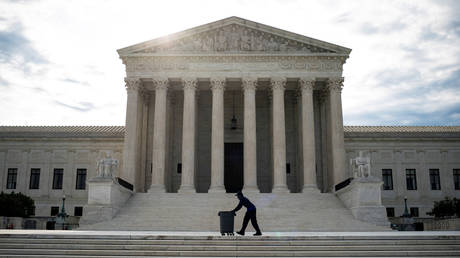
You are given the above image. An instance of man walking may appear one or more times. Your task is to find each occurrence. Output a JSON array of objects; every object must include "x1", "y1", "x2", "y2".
[{"x1": 231, "y1": 191, "x2": 262, "y2": 236}]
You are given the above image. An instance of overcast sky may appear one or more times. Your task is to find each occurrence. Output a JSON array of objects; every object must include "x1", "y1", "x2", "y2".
[{"x1": 1, "y1": 0, "x2": 459, "y2": 126}]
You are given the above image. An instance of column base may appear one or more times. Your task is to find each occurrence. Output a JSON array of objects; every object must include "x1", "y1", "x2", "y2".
[
  {"x1": 148, "y1": 184, "x2": 166, "y2": 193},
  {"x1": 272, "y1": 185, "x2": 290, "y2": 193},
  {"x1": 208, "y1": 185, "x2": 226, "y2": 193},
  {"x1": 177, "y1": 185, "x2": 196, "y2": 193},
  {"x1": 302, "y1": 185, "x2": 320, "y2": 193}
]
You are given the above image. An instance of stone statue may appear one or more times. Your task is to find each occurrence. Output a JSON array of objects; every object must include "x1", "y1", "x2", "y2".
[
  {"x1": 241, "y1": 29, "x2": 251, "y2": 51},
  {"x1": 96, "y1": 152, "x2": 119, "y2": 179},
  {"x1": 350, "y1": 151, "x2": 371, "y2": 178}
]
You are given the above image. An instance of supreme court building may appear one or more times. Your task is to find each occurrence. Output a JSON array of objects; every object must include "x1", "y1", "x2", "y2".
[
  {"x1": 1, "y1": 17, "x2": 460, "y2": 229},
  {"x1": 119, "y1": 16, "x2": 349, "y2": 194}
]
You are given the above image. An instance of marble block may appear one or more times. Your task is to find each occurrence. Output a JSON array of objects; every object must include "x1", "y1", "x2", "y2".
[
  {"x1": 336, "y1": 176, "x2": 390, "y2": 227},
  {"x1": 80, "y1": 178, "x2": 132, "y2": 225}
]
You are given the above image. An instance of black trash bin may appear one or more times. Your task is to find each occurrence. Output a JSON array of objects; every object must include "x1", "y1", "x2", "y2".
[{"x1": 218, "y1": 211, "x2": 235, "y2": 236}]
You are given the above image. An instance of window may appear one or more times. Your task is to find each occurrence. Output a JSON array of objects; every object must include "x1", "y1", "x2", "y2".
[
  {"x1": 382, "y1": 169, "x2": 393, "y2": 190},
  {"x1": 74, "y1": 206, "x2": 83, "y2": 217},
  {"x1": 429, "y1": 169, "x2": 441, "y2": 190},
  {"x1": 406, "y1": 169, "x2": 417, "y2": 190},
  {"x1": 410, "y1": 207, "x2": 419, "y2": 217},
  {"x1": 52, "y1": 168, "x2": 64, "y2": 189},
  {"x1": 454, "y1": 169, "x2": 460, "y2": 190},
  {"x1": 386, "y1": 207, "x2": 395, "y2": 217},
  {"x1": 75, "y1": 168, "x2": 87, "y2": 190},
  {"x1": 50, "y1": 206, "x2": 59, "y2": 216},
  {"x1": 29, "y1": 168, "x2": 40, "y2": 189},
  {"x1": 6, "y1": 168, "x2": 18, "y2": 189}
]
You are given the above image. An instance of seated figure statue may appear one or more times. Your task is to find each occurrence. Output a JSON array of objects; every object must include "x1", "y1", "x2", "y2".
[
  {"x1": 96, "y1": 152, "x2": 119, "y2": 179},
  {"x1": 350, "y1": 151, "x2": 371, "y2": 178}
]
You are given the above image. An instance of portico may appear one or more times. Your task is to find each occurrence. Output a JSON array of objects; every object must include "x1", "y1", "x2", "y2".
[{"x1": 118, "y1": 17, "x2": 350, "y2": 194}]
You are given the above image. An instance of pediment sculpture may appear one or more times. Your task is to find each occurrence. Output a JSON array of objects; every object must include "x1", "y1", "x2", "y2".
[{"x1": 136, "y1": 24, "x2": 334, "y2": 54}]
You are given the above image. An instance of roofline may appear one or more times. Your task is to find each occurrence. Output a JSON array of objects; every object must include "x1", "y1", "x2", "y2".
[{"x1": 117, "y1": 16, "x2": 351, "y2": 56}]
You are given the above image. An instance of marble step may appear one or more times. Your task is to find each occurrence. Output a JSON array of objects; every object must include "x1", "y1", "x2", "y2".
[
  {"x1": 1, "y1": 248, "x2": 460, "y2": 257},
  {"x1": 1, "y1": 243, "x2": 459, "y2": 251},
  {"x1": 82, "y1": 192, "x2": 385, "y2": 231},
  {"x1": 2, "y1": 238, "x2": 459, "y2": 246},
  {"x1": 2, "y1": 233, "x2": 460, "y2": 257}
]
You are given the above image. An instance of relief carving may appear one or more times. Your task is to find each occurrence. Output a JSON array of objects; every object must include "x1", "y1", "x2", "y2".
[
  {"x1": 124, "y1": 56, "x2": 343, "y2": 73},
  {"x1": 138, "y1": 24, "x2": 333, "y2": 53}
]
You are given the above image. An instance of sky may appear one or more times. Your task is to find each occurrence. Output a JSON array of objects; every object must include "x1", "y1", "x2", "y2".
[{"x1": 0, "y1": 0, "x2": 459, "y2": 126}]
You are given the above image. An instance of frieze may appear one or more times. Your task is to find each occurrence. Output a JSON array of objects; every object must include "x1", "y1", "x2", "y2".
[
  {"x1": 124, "y1": 56, "x2": 343, "y2": 73},
  {"x1": 136, "y1": 24, "x2": 334, "y2": 54}
]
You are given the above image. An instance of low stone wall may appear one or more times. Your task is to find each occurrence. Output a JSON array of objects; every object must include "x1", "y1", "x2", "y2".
[
  {"x1": 389, "y1": 217, "x2": 460, "y2": 231},
  {"x1": 0, "y1": 216, "x2": 80, "y2": 230},
  {"x1": 424, "y1": 218, "x2": 460, "y2": 231}
]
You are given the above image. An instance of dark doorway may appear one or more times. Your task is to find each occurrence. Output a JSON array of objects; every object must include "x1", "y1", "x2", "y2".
[{"x1": 224, "y1": 143, "x2": 244, "y2": 193}]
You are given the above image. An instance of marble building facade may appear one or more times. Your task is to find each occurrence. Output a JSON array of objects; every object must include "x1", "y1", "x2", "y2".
[{"x1": 0, "y1": 17, "x2": 459, "y2": 221}]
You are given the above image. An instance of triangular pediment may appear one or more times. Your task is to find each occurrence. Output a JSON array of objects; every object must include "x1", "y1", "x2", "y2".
[{"x1": 118, "y1": 17, "x2": 351, "y2": 56}]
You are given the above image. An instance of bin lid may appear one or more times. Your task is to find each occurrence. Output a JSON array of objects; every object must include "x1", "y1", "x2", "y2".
[{"x1": 218, "y1": 211, "x2": 235, "y2": 216}]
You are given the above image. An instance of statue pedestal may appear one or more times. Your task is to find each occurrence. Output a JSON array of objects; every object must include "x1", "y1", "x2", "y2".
[
  {"x1": 80, "y1": 178, "x2": 133, "y2": 226},
  {"x1": 336, "y1": 176, "x2": 390, "y2": 226}
]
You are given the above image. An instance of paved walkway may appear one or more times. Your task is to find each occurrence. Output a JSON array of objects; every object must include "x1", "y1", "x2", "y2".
[{"x1": 1, "y1": 229, "x2": 460, "y2": 237}]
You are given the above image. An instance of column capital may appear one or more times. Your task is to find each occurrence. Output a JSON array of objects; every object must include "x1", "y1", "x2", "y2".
[
  {"x1": 327, "y1": 77, "x2": 344, "y2": 92},
  {"x1": 153, "y1": 78, "x2": 169, "y2": 91},
  {"x1": 270, "y1": 77, "x2": 286, "y2": 91},
  {"x1": 299, "y1": 78, "x2": 315, "y2": 92},
  {"x1": 182, "y1": 78, "x2": 198, "y2": 91},
  {"x1": 210, "y1": 77, "x2": 226, "y2": 91},
  {"x1": 124, "y1": 77, "x2": 142, "y2": 91},
  {"x1": 242, "y1": 78, "x2": 258, "y2": 91}
]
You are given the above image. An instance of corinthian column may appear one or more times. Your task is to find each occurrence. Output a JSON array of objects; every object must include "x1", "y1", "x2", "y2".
[
  {"x1": 328, "y1": 77, "x2": 346, "y2": 191},
  {"x1": 178, "y1": 78, "x2": 197, "y2": 193},
  {"x1": 149, "y1": 78, "x2": 169, "y2": 193},
  {"x1": 271, "y1": 77, "x2": 289, "y2": 193},
  {"x1": 299, "y1": 78, "x2": 318, "y2": 191},
  {"x1": 242, "y1": 78, "x2": 259, "y2": 192},
  {"x1": 209, "y1": 78, "x2": 226, "y2": 193},
  {"x1": 122, "y1": 77, "x2": 142, "y2": 191}
]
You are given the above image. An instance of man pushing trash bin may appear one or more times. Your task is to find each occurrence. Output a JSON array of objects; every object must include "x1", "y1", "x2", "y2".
[{"x1": 231, "y1": 191, "x2": 262, "y2": 236}]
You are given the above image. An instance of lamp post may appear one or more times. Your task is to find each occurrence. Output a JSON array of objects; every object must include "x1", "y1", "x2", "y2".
[
  {"x1": 402, "y1": 196, "x2": 411, "y2": 218},
  {"x1": 56, "y1": 194, "x2": 68, "y2": 230}
]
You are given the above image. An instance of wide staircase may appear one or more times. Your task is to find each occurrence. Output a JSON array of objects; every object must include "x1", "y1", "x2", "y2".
[
  {"x1": 1, "y1": 231, "x2": 460, "y2": 257},
  {"x1": 80, "y1": 191, "x2": 386, "y2": 231}
]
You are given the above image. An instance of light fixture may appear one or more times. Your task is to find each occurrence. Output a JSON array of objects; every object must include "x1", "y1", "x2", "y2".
[{"x1": 231, "y1": 91, "x2": 237, "y2": 130}]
